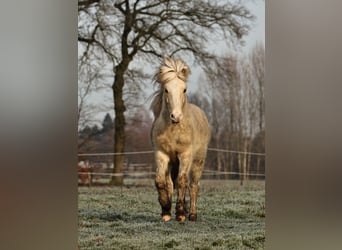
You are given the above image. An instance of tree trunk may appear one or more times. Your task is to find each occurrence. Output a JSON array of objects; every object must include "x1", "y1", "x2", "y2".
[
  {"x1": 239, "y1": 153, "x2": 244, "y2": 186},
  {"x1": 239, "y1": 138, "x2": 247, "y2": 186},
  {"x1": 256, "y1": 157, "x2": 261, "y2": 180},
  {"x1": 228, "y1": 137, "x2": 234, "y2": 180},
  {"x1": 110, "y1": 67, "x2": 126, "y2": 186},
  {"x1": 247, "y1": 146, "x2": 252, "y2": 180},
  {"x1": 211, "y1": 100, "x2": 221, "y2": 179},
  {"x1": 243, "y1": 139, "x2": 248, "y2": 182},
  {"x1": 259, "y1": 85, "x2": 264, "y2": 132}
]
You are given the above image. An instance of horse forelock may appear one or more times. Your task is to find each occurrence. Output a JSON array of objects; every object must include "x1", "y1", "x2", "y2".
[{"x1": 157, "y1": 57, "x2": 190, "y2": 84}]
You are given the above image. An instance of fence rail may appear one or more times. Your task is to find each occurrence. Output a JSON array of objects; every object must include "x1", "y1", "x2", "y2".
[
  {"x1": 77, "y1": 148, "x2": 265, "y2": 185},
  {"x1": 78, "y1": 170, "x2": 265, "y2": 178},
  {"x1": 78, "y1": 148, "x2": 266, "y2": 157}
]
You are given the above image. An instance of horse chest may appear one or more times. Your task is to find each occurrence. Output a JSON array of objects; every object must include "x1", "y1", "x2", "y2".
[{"x1": 156, "y1": 124, "x2": 191, "y2": 154}]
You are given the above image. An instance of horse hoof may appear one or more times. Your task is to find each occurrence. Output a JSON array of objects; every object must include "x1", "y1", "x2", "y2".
[
  {"x1": 162, "y1": 215, "x2": 171, "y2": 222},
  {"x1": 176, "y1": 215, "x2": 186, "y2": 222},
  {"x1": 189, "y1": 213, "x2": 197, "y2": 221}
]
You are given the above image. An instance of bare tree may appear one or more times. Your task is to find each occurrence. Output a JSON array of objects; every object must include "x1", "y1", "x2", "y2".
[
  {"x1": 78, "y1": 58, "x2": 109, "y2": 131},
  {"x1": 78, "y1": 0, "x2": 254, "y2": 185},
  {"x1": 250, "y1": 43, "x2": 265, "y2": 177},
  {"x1": 251, "y1": 42, "x2": 265, "y2": 132},
  {"x1": 199, "y1": 44, "x2": 264, "y2": 183}
]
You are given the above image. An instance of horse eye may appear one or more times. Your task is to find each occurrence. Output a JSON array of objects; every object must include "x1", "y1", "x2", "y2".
[
  {"x1": 183, "y1": 88, "x2": 187, "y2": 93},
  {"x1": 164, "y1": 89, "x2": 168, "y2": 93}
]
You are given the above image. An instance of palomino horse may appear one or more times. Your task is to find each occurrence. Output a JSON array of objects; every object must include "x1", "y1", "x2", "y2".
[{"x1": 150, "y1": 57, "x2": 210, "y2": 222}]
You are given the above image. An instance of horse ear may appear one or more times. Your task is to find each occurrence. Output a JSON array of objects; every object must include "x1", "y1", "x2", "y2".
[{"x1": 181, "y1": 66, "x2": 190, "y2": 80}]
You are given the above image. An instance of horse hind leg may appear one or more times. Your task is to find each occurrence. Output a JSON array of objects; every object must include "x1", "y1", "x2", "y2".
[
  {"x1": 171, "y1": 158, "x2": 179, "y2": 189},
  {"x1": 189, "y1": 159, "x2": 204, "y2": 221}
]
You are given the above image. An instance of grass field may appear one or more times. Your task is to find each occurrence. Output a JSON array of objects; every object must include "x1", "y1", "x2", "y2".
[{"x1": 78, "y1": 180, "x2": 265, "y2": 249}]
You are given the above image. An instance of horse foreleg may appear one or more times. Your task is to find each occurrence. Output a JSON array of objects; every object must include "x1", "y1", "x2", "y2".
[
  {"x1": 175, "y1": 153, "x2": 192, "y2": 222},
  {"x1": 175, "y1": 174, "x2": 188, "y2": 222},
  {"x1": 155, "y1": 151, "x2": 172, "y2": 221},
  {"x1": 189, "y1": 159, "x2": 204, "y2": 221},
  {"x1": 189, "y1": 181, "x2": 199, "y2": 221},
  {"x1": 155, "y1": 177, "x2": 172, "y2": 221}
]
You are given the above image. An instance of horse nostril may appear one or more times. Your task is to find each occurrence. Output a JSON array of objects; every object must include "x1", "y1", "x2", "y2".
[{"x1": 170, "y1": 112, "x2": 183, "y2": 123}]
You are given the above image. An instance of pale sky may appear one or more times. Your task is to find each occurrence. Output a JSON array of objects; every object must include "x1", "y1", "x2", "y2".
[
  {"x1": 242, "y1": 0, "x2": 265, "y2": 52},
  {"x1": 81, "y1": 0, "x2": 265, "y2": 127}
]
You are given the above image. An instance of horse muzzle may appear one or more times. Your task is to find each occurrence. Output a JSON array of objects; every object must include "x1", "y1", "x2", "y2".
[{"x1": 170, "y1": 111, "x2": 183, "y2": 123}]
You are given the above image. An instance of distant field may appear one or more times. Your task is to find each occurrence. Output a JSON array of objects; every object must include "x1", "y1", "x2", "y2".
[{"x1": 78, "y1": 180, "x2": 265, "y2": 250}]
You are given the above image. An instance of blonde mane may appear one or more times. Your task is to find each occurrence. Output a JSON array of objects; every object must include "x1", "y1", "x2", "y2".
[{"x1": 150, "y1": 57, "x2": 190, "y2": 118}]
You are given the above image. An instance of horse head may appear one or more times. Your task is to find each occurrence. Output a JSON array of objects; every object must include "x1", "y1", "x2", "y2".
[{"x1": 158, "y1": 57, "x2": 190, "y2": 123}]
